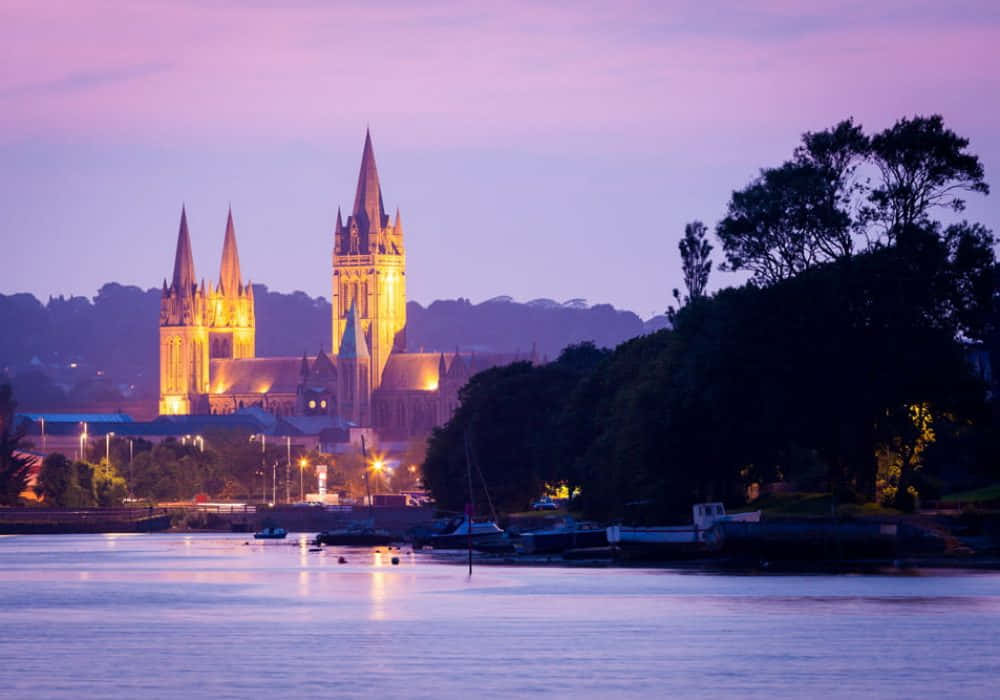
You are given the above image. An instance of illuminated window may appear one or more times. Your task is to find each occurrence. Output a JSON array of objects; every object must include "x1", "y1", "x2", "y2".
[
  {"x1": 320, "y1": 400, "x2": 327, "y2": 409},
  {"x1": 308, "y1": 400, "x2": 317, "y2": 409}
]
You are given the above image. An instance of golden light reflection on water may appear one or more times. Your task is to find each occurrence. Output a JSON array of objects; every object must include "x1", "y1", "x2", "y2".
[
  {"x1": 298, "y1": 570, "x2": 310, "y2": 597},
  {"x1": 298, "y1": 535, "x2": 310, "y2": 568},
  {"x1": 102, "y1": 533, "x2": 140, "y2": 549},
  {"x1": 370, "y1": 570, "x2": 385, "y2": 620}
]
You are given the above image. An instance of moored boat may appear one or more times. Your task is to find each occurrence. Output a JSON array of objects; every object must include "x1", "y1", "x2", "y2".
[
  {"x1": 521, "y1": 517, "x2": 608, "y2": 554},
  {"x1": 314, "y1": 520, "x2": 395, "y2": 546},
  {"x1": 254, "y1": 526, "x2": 288, "y2": 539},
  {"x1": 607, "y1": 503, "x2": 760, "y2": 558},
  {"x1": 429, "y1": 516, "x2": 507, "y2": 550}
]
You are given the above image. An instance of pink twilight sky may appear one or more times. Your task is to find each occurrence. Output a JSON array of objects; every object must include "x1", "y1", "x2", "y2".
[{"x1": 2, "y1": 0, "x2": 998, "y2": 319}]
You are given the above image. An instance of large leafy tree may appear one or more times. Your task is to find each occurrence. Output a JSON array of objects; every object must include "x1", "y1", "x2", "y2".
[
  {"x1": 0, "y1": 384, "x2": 32, "y2": 505},
  {"x1": 866, "y1": 115, "x2": 989, "y2": 241},
  {"x1": 717, "y1": 119, "x2": 868, "y2": 285},
  {"x1": 422, "y1": 344, "x2": 608, "y2": 513}
]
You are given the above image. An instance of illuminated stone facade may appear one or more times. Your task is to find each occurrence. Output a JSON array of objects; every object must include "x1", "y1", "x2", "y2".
[
  {"x1": 159, "y1": 207, "x2": 255, "y2": 415},
  {"x1": 157, "y1": 130, "x2": 525, "y2": 438},
  {"x1": 158, "y1": 208, "x2": 210, "y2": 415},
  {"x1": 331, "y1": 129, "x2": 407, "y2": 396}
]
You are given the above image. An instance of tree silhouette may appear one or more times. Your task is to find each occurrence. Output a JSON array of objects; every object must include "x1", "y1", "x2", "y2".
[{"x1": 0, "y1": 384, "x2": 32, "y2": 505}]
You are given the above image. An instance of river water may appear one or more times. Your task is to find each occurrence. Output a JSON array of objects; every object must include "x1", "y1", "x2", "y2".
[{"x1": 0, "y1": 533, "x2": 997, "y2": 699}]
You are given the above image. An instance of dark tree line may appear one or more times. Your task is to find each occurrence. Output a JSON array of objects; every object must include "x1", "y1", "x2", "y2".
[{"x1": 422, "y1": 114, "x2": 998, "y2": 518}]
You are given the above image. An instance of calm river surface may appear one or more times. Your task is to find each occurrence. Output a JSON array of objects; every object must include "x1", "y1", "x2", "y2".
[{"x1": 1, "y1": 533, "x2": 998, "y2": 699}]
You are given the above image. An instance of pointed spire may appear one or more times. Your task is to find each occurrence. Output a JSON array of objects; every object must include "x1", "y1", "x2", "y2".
[
  {"x1": 335, "y1": 207, "x2": 344, "y2": 234},
  {"x1": 438, "y1": 352, "x2": 447, "y2": 379},
  {"x1": 300, "y1": 351, "x2": 310, "y2": 379},
  {"x1": 338, "y1": 300, "x2": 369, "y2": 359},
  {"x1": 352, "y1": 129, "x2": 386, "y2": 238},
  {"x1": 393, "y1": 207, "x2": 403, "y2": 235},
  {"x1": 171, "y1": 206, "x2": 196, "y2": 295},
  {"x1": 218, "y1": 207, "x2": 243, "y2": 296}
]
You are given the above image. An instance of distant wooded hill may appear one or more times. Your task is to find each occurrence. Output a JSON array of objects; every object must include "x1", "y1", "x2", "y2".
[{"x1": 0, "y1": 283, "x2": 667, "y2": 407}]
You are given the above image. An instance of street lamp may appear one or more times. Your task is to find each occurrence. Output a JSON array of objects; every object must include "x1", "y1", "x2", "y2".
[
  {"x1": 79, "y1": 422, "x2": 88, "y2": 461},
  {"x1": 40, "y1": 416, "x2": 46, "y2": 452},
  {"x1": 371, "y1": 458, "x2": 384, "y2": 495},
  {"x1": 272, "y1": 460, "x2": 278, "y2": 506},
  {"x1": 250, "y1": 434, "x2": 267, "y2": 504},
  {"x1": 106, "y1": 432, "x2": 115, "y2": 466},
  {"x1": 285, "y1": 436, "x2": 292, "y2": 504},
  {"x1": 298, "y1": 458, "x2": 308, "y2": 502}
]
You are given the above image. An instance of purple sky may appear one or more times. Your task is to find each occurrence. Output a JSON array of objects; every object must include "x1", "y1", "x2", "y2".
[{"x1": 2, "y1": 0, "x2": 998, "y2": 319}]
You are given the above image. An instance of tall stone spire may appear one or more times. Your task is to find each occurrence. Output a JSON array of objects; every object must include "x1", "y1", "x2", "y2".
[
  {"x1": 351, "y1": 129, "x2": 386, "y2": 238},
  {"x1": 218, "y1": 207, "x2": 242, "y2": 296},
  {"x1": 338, "y1": 300, "x2": 369, "y2": 359},
  {"x1": 172, "y1": 206, "x2": 196, "y2": 294}
]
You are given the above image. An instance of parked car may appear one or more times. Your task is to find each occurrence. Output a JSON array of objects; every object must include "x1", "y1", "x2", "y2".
[{"x1": 531, "y1": 498, "x2": 558, "y2": 511}]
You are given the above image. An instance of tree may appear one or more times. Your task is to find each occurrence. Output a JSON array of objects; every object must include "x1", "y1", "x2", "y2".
[
  {"x1": 717, "y1": 119, "x2": 869, "y2": 286},
  {"x1": 671, "y1": 221, "x2": 713, "y2": 314},
  {"x1": 867, "y1": 115, "x2": 989, "y2": 241},
  {"x1": 794, "y1": 118, "x2": 870, "y2": 255},
  {"x1": 34, "y1": 454, "x2": 93, "y2": 507},
  {"x1": 0, "y1": 384, "x2": 32, "y2": 505},
  {"x1": 717, "y1": 161, "x2": 853, "y2": 285}
]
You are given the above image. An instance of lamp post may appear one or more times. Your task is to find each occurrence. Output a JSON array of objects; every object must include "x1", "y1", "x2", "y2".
[
  {"x1": 285, "y1": 437, "x2": 292, "y2": 504},
  {"x1": 272, "y1": 460, "x2": 277, "y2": 506},
  {"x1": 128, "y1": 438, "x2": 134, "y2": 497},
  {"x1": 40, "y1": 417, "x2": 46, "y2": 452},
  {"x1": 250, "y1": 434, "x2": 267, "y2": 504},
  {"x1": 298, "y1": 458, "x2": 308, "y2": 502},
  {"x1": 105, "y1": 432, "x2": 115, "y2": 466},
  {"x1": 79, "y1": 422, "x2": 88, "y2": 461},
  {"x1": 371, "y1": 459, "x2": 384, "y2": 498}
]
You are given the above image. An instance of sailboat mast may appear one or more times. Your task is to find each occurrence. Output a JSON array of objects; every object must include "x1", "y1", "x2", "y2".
[{"x1": 464, "y1": 430, "x2": 475, "y2": 576}]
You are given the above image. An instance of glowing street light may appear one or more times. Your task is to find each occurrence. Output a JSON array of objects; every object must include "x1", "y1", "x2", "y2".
[
  {"x1": 79, "y1": 422, "x2": 88, "y2": 461},
  {"x1": 298, "y1": 458, "x2": 308, "y2": 502},
  {"x1": 370, "y1": 458, "x2": 385, "y2": 495},
  {"x1": 106, "y1": 432, "x2": 115, "y2": 465}
]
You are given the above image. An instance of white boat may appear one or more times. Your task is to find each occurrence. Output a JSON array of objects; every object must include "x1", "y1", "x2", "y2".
[
  {"x1": 607, "y1": 503, "x2": 760, "y2": 555},
  {"x1": 429, "y1": 516, "x2": 507, "y2": 550}
]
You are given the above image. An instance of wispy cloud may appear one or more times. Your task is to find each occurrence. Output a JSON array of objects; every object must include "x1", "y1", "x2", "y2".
[
  {"x1": 0, "y1": 0, "x2": 996, "y2": 152},
  {"x1": 0, "y1": 62, "x2": 171, "y2": 99}
]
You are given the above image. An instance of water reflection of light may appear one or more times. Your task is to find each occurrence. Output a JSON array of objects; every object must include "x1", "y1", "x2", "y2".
[
  {"x1": 299, "y1": 570, "x2": 310, "y2": 597},
  {"x1": 370, "y1": 571, "x2": 386, "y2": 621},
  {"x1": 102, "y1": 532, "x2": 141, "y2": 549},
  {"x1": 79, "y1": 571, "x2": 90, "y2": 580},
  {"x1": 298, "y1": 535, "x2": 310, "y2": 568}
]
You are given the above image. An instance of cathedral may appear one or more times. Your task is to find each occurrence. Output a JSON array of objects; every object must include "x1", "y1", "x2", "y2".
[{"x1": 157, "y1": 131, "x2": 523, "y2": 440}]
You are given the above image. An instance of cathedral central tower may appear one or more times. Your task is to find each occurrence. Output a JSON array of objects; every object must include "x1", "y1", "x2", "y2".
[{"x1": 331, "y1": 130, "x2": 406, "y2": 395}]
